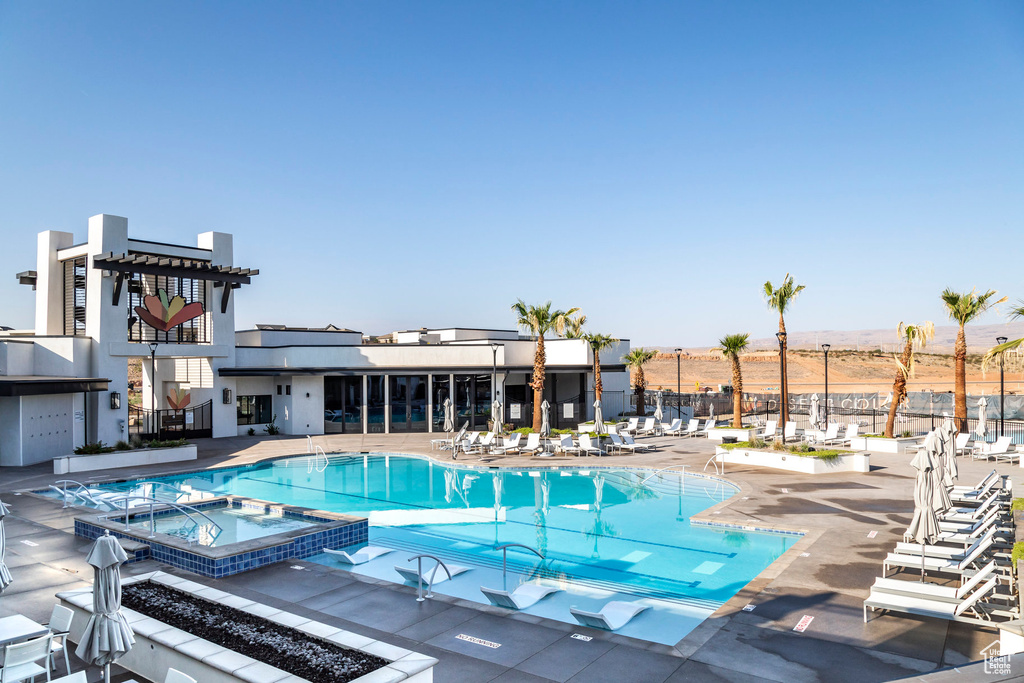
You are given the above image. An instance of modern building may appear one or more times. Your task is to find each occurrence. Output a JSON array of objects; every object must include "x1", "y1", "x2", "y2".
[{"x1": 1, "y1": 215, "x2": 630, "y2": 466}]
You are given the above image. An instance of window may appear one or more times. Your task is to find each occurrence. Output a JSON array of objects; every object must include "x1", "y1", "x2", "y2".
[
  {"x1": 237, "y1": 395, "x2": 272, "y2": 425},
  {"x1": 63, "y1": 257, "x2": 87, "y2": 335},
  {"x1": 127, "y1": 270, "x2": 209, "y2": 344},
  {"x1": 286, "y1": 385, "x2": 291, "y2": 396}
]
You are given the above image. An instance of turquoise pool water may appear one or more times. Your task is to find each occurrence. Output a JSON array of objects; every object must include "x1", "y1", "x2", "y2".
[
  {"x1": 128, "y1": 506, "x2": 318, "y2": 547},
  {"x1": 77, "y1": 453, "x2": 799, "y2": 644}
]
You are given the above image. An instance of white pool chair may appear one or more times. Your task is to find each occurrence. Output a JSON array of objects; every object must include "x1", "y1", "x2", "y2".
[
  {"x1": 394, "y1": 561, "x2": 470, "y2": 585},
  {"x1": 324, "y1": 546, "x2": 394, "y2": 565},
  {"x1": 522, "y1": 433, "x2": 543, "y2": 455},
  {"x1": 828, "y1": 423, "x2": 858, "y2": 446},
  {"x1": 607, "y1": 434, "x2": 628, "y2": 454},
  {"x1": 954, "y1": 432, "x2": 973, "y2": 456},
  {"x1": 989, "y1": 438, "x2": 1018, "y2": 464},
  {"x1": 492, "y1": 432, "x2": 522, "y2": 455},
  {"x1": 622, "y1": 434, "x2": 655, "y2": 452},
  {"x1": 661, "y1": 418, "x2": 683, "y2": 435},
  {"x1": 478, "y1": 432, "x2": 497, "y2": 453},
  {"x1": 558, "y1": 435, "x2": 579, "y2": 455},
  {"x1": 950, "y1": 470, "x2": 1000, "y2": 503},
  {"x1": 973, "y1": 436, "x2": 1011, "y2": 461},
  {"x1": 680, "y1": 419, "x2": 701, "y2": 438},
  {"x1": 895, "y1": 524, "x2": 1002, "y2": 559},
  {"x1": 755, "y1": 420, "x2": 778, "y2": 441},
  {"x1": 166, "y1": 670, "x2": 198, "y2": 683},
  {"x1": 807, "y1": 423, "x2": 840, "y2": 445},
  {"x1": 480, "y1": 584, "x2": 560, "y2": 610},
  {"x1": 44, "y1": 603, "x2": 73, "y2": 675},
  {"x1": 869, "y1": 559, "x2": 1003, "y2": 605},
  {"x1": 863, "y1": 573, "x2": 1001, "y2": 624},
  {"x1": 699, "y1": 419, "x2": 716, "y2": 437},
  {"x1": 577, "y1": 434, "x2": 603, "y2": 456},
  {"x1": 621, "y1": 417, "x2": 640, "y2": 435},
  {"x1": 882, "y1": 528, "x2": 996, "y2": 576},
  {"x1": 782, "y1": 421, "x2": 798, "y2": 442},
  {"x1": 940, "y1": 490, "x2": 1004, "y2": 524},
  {"x1": 1, "y1": 634, "x2": 52, "y2": 683},
  {"x1": 636, "y1": 418, "x2": 658, "y2": 436},
  {"x1": 570, "y1": 600, "x2": 648, "y2": 631}
]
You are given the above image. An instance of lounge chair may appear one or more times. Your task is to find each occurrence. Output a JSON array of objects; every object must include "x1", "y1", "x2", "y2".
[
  {"x1": 622, "y1": 434, "x2": 656, "y2": 452},
  {"x1": 680, "y1": 419, "x2": 701, "y2": 438},
  {"x1": 882, "y1": 528, "x2": 996, "y2": 576},
  {"x1": 988, "y1": 437, "x2": 1018, "y2": 464},
  {"x1": 558, "y1": 434, "x2": 580, "y2": 455},
  {"x1": 940, "y1": 490, "x2": 1004, "y2": 524},
  {"x1": 895, "y1": 524, "x2": 1003, "y2": 559},
  {"x1": 478, "y1": 432, "x2": 497, "y2": 453},
  {"x1": 807, "y1": 423, "x2": 839, "y2": 445},
  {"x1": 950, "y1": 470, "x2": 1000, "y2": 503},
  {"x1": 870, "y1": 559, "x2": 1003, "y2": 604},
  {"x1": 972, "y1": 436, "x2": 1011, "y2": 461},
  {"x1": 394, "y1": 561, "x2": 470, "y2": 585},
  {"x1": 522, "y1": 433, "x2": 543, "y2": 455},
  {"x1": 570, "y1": 600, "x2": 648, "y2": 630},
  {"x1": 492, "y1": 433, "x2": 523, "y2": 455},
  {"x1": 480, "y1": 584, "x2": 560, "y2": 610},
  {"x1": 636, "y1": 418, "x2": 658, "y2": 436},
  {"x1": 698, "y1": 419, "x2": 716, "y2": 437},
  {"x1": 782, "y1": 421, "x2": 798, "y2": 443},
  {"x1": 577, "y1": 434, "x2": 603, "y2": 456},
  {"x1": 863, "y1": 573, "x2": 1002, "y2": 624},
  {"x1": 622, "y1": 417, "x2": 640, "y2": 435},
  {"x1": 661, "y1": 418, "x2": 683, "y2": 435},
  {"x1": 324, "y1": 546, "x2": 395, "y2": 565},
  {"x1": 756, "y1": 420, "x2": 778, "y2": 441},
  {"x1": 827, "y1": 423, "x2": 858, "y2": 446},
  {"x1": 607, "y1": 434, "x2": 628, "y2": 454},
  {"x1": 954, "y1": 432, "x2": 972, "y2": 456}
]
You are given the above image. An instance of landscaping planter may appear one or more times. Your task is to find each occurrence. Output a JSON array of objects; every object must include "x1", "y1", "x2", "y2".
[
  {"x1": 54, "y1": 445, "x2": 197, "y2": 474},
  {"x1": 707, "y1": 427, "x2": 756, "y2": 443},
  {"x1": 58, "y1": 570, "x2": 436, "y2": 683},
  {"x1": 849, "y1": 436, "x2": 922, "y2": 455},
  {"x1": 716, "y1": 447, "x2": 870, "y2": 474}
]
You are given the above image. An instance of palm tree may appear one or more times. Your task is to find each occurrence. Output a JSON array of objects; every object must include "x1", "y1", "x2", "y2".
[
  {"x1": 511, "y1": 300, "x2": 581, "y2": 432},
  {"x1": 883, "y1": 322, "x2": 935, "y2": 438},
  {"x1": 764, "y1": 274, "x2": 805, "y2": 425},
  {"x1": 715, "y1": 334, "x2": 750, "y2": 428},
  {"x1": 983, "y1": 302, "x2": 1024, "y2": 370},
  {"x1": 585, "y1": 333, "x2": 619, "y2": 402},
  {"x1": 941, "y1": 288, "x2": 1006, "y2": 432},
  {"x1": 563, "y1": 313, "x2": 588, "y2": 339},
  {"x1": 624, "y1": 348, "x2": 657, "y2": 415}
]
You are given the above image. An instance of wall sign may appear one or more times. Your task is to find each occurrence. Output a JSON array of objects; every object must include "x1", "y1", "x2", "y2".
[
  {"x1": 510, "y1": 404, "x2": 521, "y2": 420},
  {"x1": 135, "y1": 289, "x2": 205, "y2": 332},
  {"x1": 563, "y1": 403, "x2": 574, "y2": 419}
]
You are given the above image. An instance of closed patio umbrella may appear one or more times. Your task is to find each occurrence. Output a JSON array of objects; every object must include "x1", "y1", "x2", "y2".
[
  {"x1": 906, "y1": 436, "x2": 942, "y2": 580},
  {"x1": 809, "y1": 394, "x2": 820, "y2": 430},
  {"x1": 653, "y1": 392, "x2": 664, "y2": 422},
  {"x1": 975, "y1": 397, "x2": 988, "y2": 440},
  {"x1": 76, "y1": 530, "x2": 135, "y2": 683},
  {"x1": 0, "y1": 498, "x2": 12, "y2": 592},
  {"x1": 939, "y1": 418, "x2": 958, "y2": 487},
  {"x1": 443, "y1": 398, "x2": 454, "y2": 434},
  {"x1": 540, "y1": 400, "x2": 551, "y2": 438},
  {"x1": 593, "y1": 399, "x2": 604, "y2": 438},
  {"x1": 492, "y1": 399, "x2": 502, "y2": 433}
]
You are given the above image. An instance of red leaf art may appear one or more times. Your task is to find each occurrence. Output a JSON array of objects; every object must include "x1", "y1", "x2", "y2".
[
  {"x1": 167, "y1": 388, "x2": 191, "y2": 411},
  {"x1": 134, "y1": 289, "x2": 205, "y2": 332}
]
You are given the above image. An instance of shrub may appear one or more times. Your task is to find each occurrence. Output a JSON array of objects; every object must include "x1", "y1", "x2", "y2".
[
  {"x1": 141, "y1": 438, "x2": 189, "y2": 449},
  {"x1": 1011, "y1": 498, "x2": 1024, "y2": 513},
  {"x1": 512, "y1": 427, "x2": 534, "y2": 434},
  {"x1": 247, "y1": 427, "x2": 256, "y2": 436},
  {"x1": 74, "y1": 442, "x2": 115, "y2": 455},
  {"x1": 114, "y1": 440, "x2": 133, "y2": 451},
  {"x1": 129, "y1": 435, "x2": 144, "y2": 449},
  {"x1": 264, "y1": 415, "x2": 280, "y2": 435},
  {"x1": 1013, "y1": 542, "x2": 1024, "y2": 568}
]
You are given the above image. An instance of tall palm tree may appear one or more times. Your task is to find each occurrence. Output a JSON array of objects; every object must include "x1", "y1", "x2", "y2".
[
  {"x1": 585, "y1": 333, "x2": 619, "y2": 402},
  {"x1": 764, "y1": 274, "x2": 805, "y2": 425},
  {"x1": 715, "y1": 333, "x2": 750, "y2": 428},
  {"x1": 883, "y1": 321, "x2": 935, "y2": 438},
  {"x1": 563, "y1": 313, "x2": 588, "y2": 339},
  {"x1": 983, "y1": 302, "x2": 1024, "y2": 369},
  {"x1": 624, "y1": 348, "x2": 657, "y2": 415},
  {"x1": 511, "y1": 300, "x2": 580, "y2": 432},
  {"x1": 941, "y1": 288, "x2": 1006, "y2": 432}
]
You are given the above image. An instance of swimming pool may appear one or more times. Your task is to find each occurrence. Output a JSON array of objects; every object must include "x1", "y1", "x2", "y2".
[
  {"x1": 127, "y1": 505, "x2": 319, "y2": 547},
  {"x1": 79, "y1": 453, "x2": 799, "y2": 644}
]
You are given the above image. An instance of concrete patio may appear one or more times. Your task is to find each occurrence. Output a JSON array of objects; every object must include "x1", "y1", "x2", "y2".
[{"x1": 1, "y1": 431, "x2": 1021, "y2": 682}]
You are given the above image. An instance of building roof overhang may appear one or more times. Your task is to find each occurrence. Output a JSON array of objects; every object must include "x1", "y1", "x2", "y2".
[
  {"x1": 219, "y1": 365, "x2": 626, "y2": 377},
  {"x1": 0, "y1": 376, "x2": 110, "y2": 397},
  {"x1": 93, "y1": 252, "x2": 258, "y2": 285}
]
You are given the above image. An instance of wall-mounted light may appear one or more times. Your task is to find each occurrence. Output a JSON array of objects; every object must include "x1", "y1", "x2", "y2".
[
  {"x1": 223, "y1": 388, "x2": 233, "y2": 404},
  {"x1": 306, "y1": 392, "x2": 310, "y2": 398},
  {"x1": 110, "y1": 392, "x2": 121, "y2": 410}
]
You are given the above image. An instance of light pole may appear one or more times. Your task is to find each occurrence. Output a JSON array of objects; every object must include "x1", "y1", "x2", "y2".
[
  {"x1": 491, "y1": 343, "x2": 500, "y2": 429},
  {"x1": 997, "y1": 336, "x2": 1007, "y2": 437},
  {"x1": 148, "y1": 342, "x2": 158, "y2": 435},
  {"x1": 674, "y1": 348, "x2": 682, "y2": 420},
  {"x1": 776, "y1": 332, "x2": 788, "y2": 424},
  {"x1": 821, "y1": 343, "x2": 831, "y2": 426}
]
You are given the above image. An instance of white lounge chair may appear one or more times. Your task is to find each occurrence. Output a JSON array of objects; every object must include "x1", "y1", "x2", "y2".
[
  {"x1": 622, "y1": 434, "x2": 655, "y2": 452},
  {"x1": 478, "y1": 432, "x2": 497, "y2": 453},
  {"x1": 480, "y1": 584, "x2": 560, "y2": 610},
  {"x1": 864, "y1": 573, "x2": 1002, "y2": 624},
  {"x1": 828, "y1": 423, "x2": 858, "y2": 446},
  {"x1": 394, "y1": 561, "x2": 470, "y2": 585},
  {"x1": 557, "y1": 434, "x2": 579, "y2": 455},
  {"x1": 661, "y1": 418, "x2": 683, "y2": 435},
  {"x1": 324, "y1": 546, "x2": 394, "y2": 565},
  {"x1": 954, "y1": 432, "x2": 972, "y2": 456},
  {"x1": 895, "y1": 525, "x2": 1001, "y2": 559},
  {"x1": 522, "y1": 433, "x2": 543, "y2": 455},
  {"x1": 951, "y1": 470, "x2": 1000, "y2": 503},
  {"x1": 756, "y1": 420, "x2": 778, "y2": 441},
  {"x1": 622, "y1": 417, "x2": 640, "y2": 435},
  {"x1": 870, "y1": 559, "x2": 1002, "y2": 604},
  {"x1": 492, "y1": 433, "x2": 522, "y2": 455},
  {"x1": 607, "y1": 434, "x2": 629, "y2": 454},
  {"x1": 577, "y1": 434, "x2": 603, "y2": 456},
  {"x1": 988, "y1": 437, "x2": 1018, "y2": 464},
  {"x1": 680, "y1": 419, "x2": 701, "y2": 438},
  {"x1": 940, "y1": 490, "x2": 1004, "y2": 524},
  {"x1": 699, "y1": 419, "x2": 716, "y2": 437},
  {"x1": 782, "y1": 421, "x2": 798, "y2": 443},
  {"x1": 570, "y1": 600, "x2": 648, "y2": 630},
  {"x1": 807, "y1": 423, "x2": 840, "y2": 445},
  {"x1": 636, "y1": 418, "x2": 658, "y2": 436},
  {"x1": 882, "y1": 528, "x2": 996, "y2": 576}
]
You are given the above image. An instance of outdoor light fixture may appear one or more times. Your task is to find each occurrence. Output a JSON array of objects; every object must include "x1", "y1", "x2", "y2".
[
  {"x1": 148, "y1": 342, "x2": 159, "y2": 416},
  {"x1": 821, "y1": 344, "x2": 831, "y2": 425},
  {"x1": 491, "y1": 343, "x2": 501, "y2": 427},
  {"x1": 674, "y1": 348, "x2": 682, "y2": 420},
  {"x1": 997, "y1": 336, "x2": 1008, "y2": 437},
  {"x1": 223, "y1": 388, "x2": 233, "y2": 405},
  {"x1": 110, "y1": 392, "x2": 121, "y2": 410}
]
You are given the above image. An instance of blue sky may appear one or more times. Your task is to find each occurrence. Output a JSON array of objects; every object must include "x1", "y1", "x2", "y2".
[{"x1": 1, "y1": 1, "x2": 1022, "y2": 346}]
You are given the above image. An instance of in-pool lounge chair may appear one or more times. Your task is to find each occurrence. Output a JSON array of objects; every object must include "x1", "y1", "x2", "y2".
[
  {"x1": 325, "y1": 546, "x2": 394, "y2": 565},
  {"x1": 480, "y1": 584, "x2": 560, "y2": 610},
  {"x1": 394, "y1": 561, "x2": 470, "y2": 585},
  {"x1": 570, "y1": 600, "x2": 648, "y2": 631}
]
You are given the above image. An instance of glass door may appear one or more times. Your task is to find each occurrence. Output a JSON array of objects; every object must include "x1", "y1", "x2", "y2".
[{"x1": 389, "y1": 375, "x2": 428, "y2": 433}]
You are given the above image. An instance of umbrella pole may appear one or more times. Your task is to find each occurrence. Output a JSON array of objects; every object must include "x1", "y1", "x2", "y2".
[{"x1": 105, "y1": 663, "x2": 111, "y2": 683}]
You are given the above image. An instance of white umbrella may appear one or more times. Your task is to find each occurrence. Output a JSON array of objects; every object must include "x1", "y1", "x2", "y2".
[
  {"x1": 0, "y1": 498, "x2": 12, "y2": 592},
  {"x1": 76, "y1": 530, "x2": 135, "y2": 683},
  {"x1": 442, "y1": 398, "x2": 454, "y2": 434},
  {"x1": 653, "y1": 392, "x2": 664, "y2": 422},
  {"x1": 975, "y1": 396, "x2": 988, "y2": 440},
  {"x1": 540, "y1": 400, "x2": 551, "y2": 438},
  {"x1": 906, "y1": 436, "x2": 942, "y2": 580},
  {"x1": 939, "y1": 418, "x2": 958, "y2": 487},
  {"x1": 708, "y1": 400, "x2": 715, "y2": 419},
  {"x1": 492, "y1": 399, "x2": 502, "y2": 433},
  {"x1": 593, "y1": 399, "x2": 604, "y2": 437},
  {"x1": 809, "y1": 394, "x2": 820, "y2": 430}
]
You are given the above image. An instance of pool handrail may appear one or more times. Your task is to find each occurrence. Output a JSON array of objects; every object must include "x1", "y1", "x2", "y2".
[
  {"x1": 102, "y1": 495, "x2": 223, "y2": 540},
  {"x1": 407, "y1": 554, "x2": 453, "y2": 601},
  {"x1": 495, "y1": 543, "x2": 544, "y2": 590},
  {"x1": 308, "y1": 445, "x2": 329, "y2": 474},
  {"x1": 125, "y1": 480, "x2": 187, "y2": 499},
  {"x1": 51, "y1": 480, "x2": 102, "y2": 509},
  {"x1": 704, "y1": 454, "x2": 723, "y2": 475},
  {"x1": 641, "y1": 465, "x2": 688, "y2": 485}
]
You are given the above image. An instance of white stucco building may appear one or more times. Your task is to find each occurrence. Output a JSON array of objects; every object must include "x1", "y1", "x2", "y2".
[{"x1": 1, "y1": 215, "x2": 630, "y2": 467}]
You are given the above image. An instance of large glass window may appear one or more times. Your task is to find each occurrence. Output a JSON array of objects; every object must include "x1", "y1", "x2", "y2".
[
  {"x1": 455, "y1": 374, "x2": 492, "y2": 430},
  {"x1": 324, "y1": 377, "x2": 363, "y2": 433},
  {"x1": 237, "y1": 395, "x2": 271, "y2": 425},
  {"x1": 474, "y1": 374, "x2": 492, "y2": 427},
  {"x1": 367, "y1": 376, "x2": 385, "y2": 433},
  {"x1": 390, "y1": 375, "x2": 428, "y2": 433}
]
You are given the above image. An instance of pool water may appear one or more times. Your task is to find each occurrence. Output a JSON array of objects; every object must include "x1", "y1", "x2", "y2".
[
  {"x1": 83, "y1": 453, "x2": 799, "y2": 644},
  {"x1": 128, "y1": 506, "x2": 318, "y2": 547}
]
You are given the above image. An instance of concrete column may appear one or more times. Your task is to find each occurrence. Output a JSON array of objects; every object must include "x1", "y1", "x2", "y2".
[
  {"x1": 199, "y1": 232, "x2": 240, "y2": 439},
  {"x1": 427, "y1": 374, "x2": 433, "y2": 433},
  {"x1": 362, "y1": 374, "x2": 368, "y2": 434},
  {"x1": 34, "y1": 230, "x2": 74, "y2": 335},
  {"x1": 384, "y1": 375, "x2": 390, "y2": 434}
]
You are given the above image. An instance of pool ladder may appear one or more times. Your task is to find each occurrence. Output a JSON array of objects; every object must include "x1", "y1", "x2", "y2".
[
  {"x1": 307, "y1": 438, "x2": 329, "y2": 473},
  {"x1": 407, "y1": 554, "x2": 454, "y2": 602}
]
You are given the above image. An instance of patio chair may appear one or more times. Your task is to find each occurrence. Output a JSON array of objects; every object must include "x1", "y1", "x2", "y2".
[
  {"x1": 882, "y1": 528, "x2": 997, "y2": 576},
  {"x1": 863, "y1": 573, "x2": 1002, "y2": 624},
  {"x1": 492, "y1": 432, "x2": 522, "y2": 455},
  {"x1": 480, "y1": 584, "x2": 560, "y2": 610},
  {"x1": 577, "y1": 434, "x2": 603, "y2": 456},
  {"x1": 166, "y1": 670, "x2": 198, "y2": 683},
  {"x1": 954, "y1": 432, "x2": 972, "y2": 456},
  {"x1": 324, "y1": 545, "x2": 394, "y2": 565},
  {"x1": 478, "y1": 432, "x2": 497, "y2": 453},
  {"x1": 895, "y1": 525, "x2": 1002, "y2": 560},
  {"x1": 570, "y1": 600, "x2": 648, "y2": 631},
  {"x1": 940, "y1": 490, "x2": 1004, "y2": 524},
  {"x1": 807, "y1": 423, "x2": 840, "y2": 446},
  {"x1": 987, "y1": 437, "x2": 1017, "y2": 464},
  {"x1": 45, "y1": 603, "x2": 74, "y2": 675},
  {"x1": 827, "y1": 423, "x2": 858, "y2": 446},
  {"x1": 661, "y1": 418, "x2": 683, "y2": 435},
  {"x1": 1, "y1": 634, "x2": 52, "y2": 683},
  {"x1": 698, "y1": 419, "x2": 716, "y2": 437},
  {"x1": 782, "y1": 421, "x2": 798, "y2": 443},
  {"x1": 622, "y1": 417, "x2": 640, "y2": 435},
  {"x1": 680, "y1": 419, "x2": 701, "y2": 438},
  {"x1": 51, "y1": 673, "x2": 87, "y2": 683},
  {"x1": 522, "y1": 433, "x2": 543, "y2": 455},
  {"x1": 755, "y1": 420, "x2": 778, "y2": 441},
  {"x1": 622, "y1": 434, "x2": 656, "y2": 452},
  {"x1": 950, "y1": 470, "x2": 999, "y2": 502},
  {"x1": 558, "y1": 434, "x2": 580, "y2": 456},
  {"x1": 870, "y1": 558, "x2": 1002, "y2": 604},
  {"x1": 636, "y1": 418, "x2": 658, "y2": 436}
]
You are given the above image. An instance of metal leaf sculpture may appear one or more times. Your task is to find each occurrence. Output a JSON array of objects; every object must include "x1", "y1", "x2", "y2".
[
  {"x1": 166, "y1": 388, "x2": 191, "y2": 411},
  {"x1": 135, "y1": 289, "x2": 204, "y2": 332}
]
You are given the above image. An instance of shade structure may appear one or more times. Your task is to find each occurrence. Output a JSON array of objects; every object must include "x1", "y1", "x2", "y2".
[
  {"x1": 492, "y1": 399, "x2": 503, "y2": 431},
  {"x1": 593, "y1": 399, "x2": 604, "y2": 437},
  {"x1": 653, "y1": 392, "x2": 663, "y2": 422},
  {"x1": 442, "y1": 398, "x2": 454, "y2": 433},
  {"x1": 809, "y1": 394, "x2": 820, "y2": 430},
  {"x1": 76, "y1": 530, "x2": 135, "y2": 683},
  {"x1": 938, "y1": 418, "x2": 959, "y2": 487},
  {"x1": 906, "y1": 436, "x2": 942, "y2": 579},
  {"x1": 0, "y1": 498, "x2": 12, "y2": 592},
  {"x1": 540, "y1": 400, "x2": 551, "y2": 437},
  {"x1": 975, "y1": 397, "x2": 988, "y2": 439}
]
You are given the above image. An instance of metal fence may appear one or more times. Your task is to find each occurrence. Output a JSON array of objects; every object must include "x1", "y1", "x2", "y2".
[{"x1": 130, "y1": 400, "x2": 213, "y2": 440}]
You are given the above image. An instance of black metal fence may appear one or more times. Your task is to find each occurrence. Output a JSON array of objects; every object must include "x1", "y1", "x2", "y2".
[{"x1": 130, "y1": 399, "x2": 213, "y2": 440}]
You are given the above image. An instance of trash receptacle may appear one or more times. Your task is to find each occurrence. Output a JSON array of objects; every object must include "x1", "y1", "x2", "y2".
[{"x1": 721, "y1": 436, "x2": 738, "y2": 445}]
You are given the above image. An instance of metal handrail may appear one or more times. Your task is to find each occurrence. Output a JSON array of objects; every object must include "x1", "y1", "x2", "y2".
[
  {"x1": 703, "y1": 454, "x2": 722, "y2": 475},
  {"x1": 104, "y1": 495, "x2": 223, "y2": 540},
  {"x1": 494, "y1": 543, "x2": 544, "y2": 590},
  {"x1": 125, "y1": 480, "x2": 186, "y2": 499},
  {"x1": 52, "y1": 480, "x2": 94, "y2": 508},
  {"x1": 407, "y1": 554, "x2": 453, "y2": 602},
  {"x1": 641, "y1": 465, "x2": 688, "y2": 485},
  {"x1": 308, "y1": 445, "x2": 329, "y2": 474}
]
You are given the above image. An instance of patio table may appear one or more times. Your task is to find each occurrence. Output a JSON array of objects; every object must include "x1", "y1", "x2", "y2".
[{"x1": 0, "y1": 614, "x2": 48, "y2": 649}]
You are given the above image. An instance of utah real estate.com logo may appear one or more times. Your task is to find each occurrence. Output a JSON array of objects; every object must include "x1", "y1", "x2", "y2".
[{"x1": 981, "y1": 641, "x2": 1010, "y2": 676}]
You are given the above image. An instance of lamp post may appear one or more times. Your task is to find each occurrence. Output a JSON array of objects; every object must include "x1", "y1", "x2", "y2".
[
  {"x1": 821, "y1": 344, "x2": 831, "y2": 426},
  {"x1": 997, "y1": 336, "x2": 1007, "y2": 437},
  {"x1": 776, "y1": 332, "x2": 788, "y2": 424},
  {"x1": 674, "y1": 348, "x2": 682, "y2": 420},
  {"x1": 491, "y1": 343, "x2": 500, "y2": 429},
  {"x1": 148, "y1": 342, "x2": 158, "y2": 435}
]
